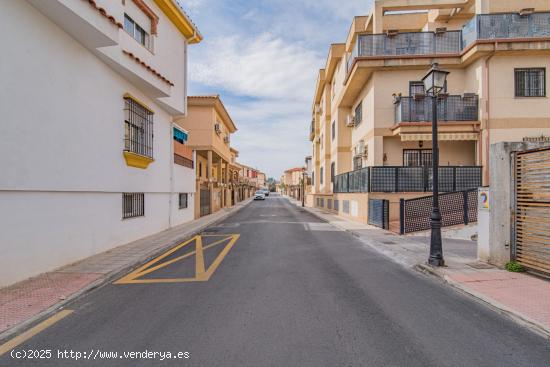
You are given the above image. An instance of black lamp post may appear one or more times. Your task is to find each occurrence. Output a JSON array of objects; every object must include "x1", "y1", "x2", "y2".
[{"x1": 421, "y1": 63, "x2": 449, "y2": 267}]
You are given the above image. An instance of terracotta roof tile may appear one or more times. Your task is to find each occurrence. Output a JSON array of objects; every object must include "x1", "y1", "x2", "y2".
[
  {"x1": 85, "y1": 0, "x2": 123, "y2": 29},
  {"x1": 122, "y1": 50, "x2": 175, "y2": 86}
]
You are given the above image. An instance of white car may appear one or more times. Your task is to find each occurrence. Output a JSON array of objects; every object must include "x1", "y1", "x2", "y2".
[{"x1": 254, "y1": 190, "x2": 266, "y2": 200}]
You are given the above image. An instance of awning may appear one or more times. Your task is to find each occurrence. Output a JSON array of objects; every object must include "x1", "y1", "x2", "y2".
[{"x1": 400, "y1": 133, "x2": 478, "y2": 141}]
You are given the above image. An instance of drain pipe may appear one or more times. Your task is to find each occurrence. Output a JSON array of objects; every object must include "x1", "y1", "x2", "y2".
[{"x1": 482, "y1": 45, "x2": 496, "y2": 185}]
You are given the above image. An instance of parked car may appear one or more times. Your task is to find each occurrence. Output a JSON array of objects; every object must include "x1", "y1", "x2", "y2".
[
  {"x1": 254, "y1": 190, "x2": 266, "y2": 200},
  {"x1": 262, "y1": 189, "x2": 270, "y2": 197}
]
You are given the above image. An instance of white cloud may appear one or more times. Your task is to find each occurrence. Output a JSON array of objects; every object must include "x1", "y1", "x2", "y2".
[{"x1": 190, "y1": 33, "x2": 321, "y2": 102}]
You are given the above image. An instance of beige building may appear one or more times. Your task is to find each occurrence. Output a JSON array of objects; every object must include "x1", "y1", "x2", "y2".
[
  {"x1": 175, "y1": 96, "x2": 237, "y2": 218},
  {"x1": 309, "y1": 0, "x2": 550, "y2": 224},
  {"x1": 282, "y1": 167, "x2": 304, "y2": 200}
]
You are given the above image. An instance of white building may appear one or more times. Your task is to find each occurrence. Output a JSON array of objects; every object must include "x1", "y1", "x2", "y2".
[{"x1": 0, "y1": 0, "x2": 202, "y2": 287}]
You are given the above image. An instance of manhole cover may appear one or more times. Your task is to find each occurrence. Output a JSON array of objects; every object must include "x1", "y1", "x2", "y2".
[{"x1": 382, "y1": 241, "x2": 396, "y2": 245}]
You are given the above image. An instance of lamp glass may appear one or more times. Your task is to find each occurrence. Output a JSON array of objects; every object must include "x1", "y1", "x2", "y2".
[{"x1": 422, "y1": 66, "x2": 449, "y2": 95}]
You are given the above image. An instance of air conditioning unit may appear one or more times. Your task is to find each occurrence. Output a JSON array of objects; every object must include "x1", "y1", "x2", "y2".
[
  {"x1": 315, "y1": 105, "x2": 323, "y2": 115},
  {"x1": 214, "y1": 123, "x2": 222, "y2": 135},
  {"x1": 224, "y1": 136, "x2": 230, "y2": 143},
  {"x1": 346, "y1": 114, "x2": 356, "y2": 127}
]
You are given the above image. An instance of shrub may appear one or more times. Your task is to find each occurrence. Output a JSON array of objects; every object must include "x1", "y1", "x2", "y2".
[{"x1": 505, "y1": 260, "x2": 525, "y2": 272}]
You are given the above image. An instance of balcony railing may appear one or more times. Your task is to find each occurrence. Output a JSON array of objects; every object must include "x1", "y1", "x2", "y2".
[
  {"x1": 346, "y1": 12, "x2": 550, "y2": 74},
  {"x1": 333, "y1": 166, "x2": 482, "y2": 193},
  {"x1": 463, "y1": 12, "x2": 550, "y2": 48},
  {"x1": 347, "y1": 31, "x2": 462, "y2": 72},
  {"x1": 395, "y1": 95, "x2": 479, "y2": 123}
]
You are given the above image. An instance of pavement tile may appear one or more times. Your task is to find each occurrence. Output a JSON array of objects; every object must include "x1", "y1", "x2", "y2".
[{"x1": 0, "y1": 272, "x2": 101, "y2": 333}]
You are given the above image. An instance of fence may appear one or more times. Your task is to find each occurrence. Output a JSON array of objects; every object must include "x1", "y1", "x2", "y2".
[
  {"x1": 368, "y1": 199, "x2": 389, "y2": 230},
  {"x1": 334, "y1": 166, "x2": 482, "y2": 193},
  {"x1": 399, "y1": 189, "x2": 478, "y2": 234},
  {"x1": 395, "y1": 95, "x2": 479, "y2": 123}
]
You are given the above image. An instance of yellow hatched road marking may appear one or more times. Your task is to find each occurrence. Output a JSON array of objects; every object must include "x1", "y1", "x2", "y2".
[
  {"x1": 0, "y1": 310, "x2": 73, "y2": 357},
  {"x1": 114, "y1": 234, "x2": 240, "y2": 284}
]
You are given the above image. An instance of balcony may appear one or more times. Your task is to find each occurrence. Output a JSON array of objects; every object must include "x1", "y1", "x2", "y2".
[
  {"x1": 333, "y1": 166, "x2": 482, "y2": 193},
  {"x1": 394, "y1": 94, "x2": 479, "y2": 124},
  {"x1": 463, "y1": 12, "x2": 550, "y2": 49},
  {"x1": 346, "y1": 12, "x2": 550, "y2": 75},
  {"x1": 347, "y1": 30, "x2": 462, "y2": 72}
]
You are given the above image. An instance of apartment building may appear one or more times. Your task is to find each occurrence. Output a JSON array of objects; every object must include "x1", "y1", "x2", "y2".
[
  {"x1": 282, "y1": 168, "x2": 304, "y2": 200},
  {"x1": 175, "y1": 96, "x2": 237, "y2": 218},
  {"x1": 309, "y1": 0, "x2": 550, "y2": 224},
  {"x1": 0, "y1": 0, "x2": 201, "y2": 286}
]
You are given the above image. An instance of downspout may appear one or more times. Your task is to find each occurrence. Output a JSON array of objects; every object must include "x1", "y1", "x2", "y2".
[{"x1": 482, "y1": 45, "x2": 496, "y2": 185}]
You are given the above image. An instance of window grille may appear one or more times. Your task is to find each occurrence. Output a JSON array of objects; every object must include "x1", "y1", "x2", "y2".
[
  {"x1": 515, "y1": 68, "x2": 546, "y2": 97},
  {"x1": 124, "y1": 97, "x2": 154, "y2": 158},
  {"x1": 123, "y1": 193, "x2": 144, "y2": 219},
  {"x1": 179, "y1": 193, "x2": 188, "y2": 209}
]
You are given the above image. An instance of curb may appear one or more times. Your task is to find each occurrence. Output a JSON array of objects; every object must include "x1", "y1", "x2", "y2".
[
  {"x1": 0, "y1": 199, "x2": 252, "y2": 343},
  {"x1": 293, "y1": 199, "x2": 550, "y2": 340}
]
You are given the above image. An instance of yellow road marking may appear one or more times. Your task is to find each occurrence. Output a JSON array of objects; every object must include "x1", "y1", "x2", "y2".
[
  {"x1": 0, "y1": 310, "x2": 73, "y2": 357},
  {"x1": 195, "y1": 236, "x2": 206, "y2": 280},
  {"x1": 115, "y1": 234, "x2": 240, "y2": 284}
]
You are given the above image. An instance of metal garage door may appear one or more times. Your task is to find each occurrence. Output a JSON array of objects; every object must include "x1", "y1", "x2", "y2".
[{"x1": 513, "y1": 147, "x2": 550, "y2": 275}]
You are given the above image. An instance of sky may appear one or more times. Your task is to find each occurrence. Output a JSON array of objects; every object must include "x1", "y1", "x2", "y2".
[{"x1": 178, "y1": 0, "x2": 372, "y2": 178}]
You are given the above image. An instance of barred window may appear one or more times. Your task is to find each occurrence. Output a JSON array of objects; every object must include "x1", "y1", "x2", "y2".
[
  {"x1": 179, "y1": 193, "x2": 188, "y2": 209},
  {"x1": 123, "y1": 193, "x2": 144, "y2": 219},
  {"x1": 354, "y1": 102, "x2": 362, "y2": 127},
  {"x1": 124, "y1": 97, "x2": 154, "y2": 158},
  {"x1": 515, "y1": 68, "x2": 546, "y2": 97}
]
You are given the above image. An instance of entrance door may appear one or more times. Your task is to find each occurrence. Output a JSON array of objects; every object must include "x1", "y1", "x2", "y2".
[
  {"x1": 200, "y1": 188, "x2": 211, "y2": 217},
  {"x1": 513, "y1": 147, "x2": 550, "y2": 275}
]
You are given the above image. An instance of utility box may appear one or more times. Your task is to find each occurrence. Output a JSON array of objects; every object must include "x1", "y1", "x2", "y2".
[{"x1": 477, "y1": 187, "x2": 490, "y2": 261}]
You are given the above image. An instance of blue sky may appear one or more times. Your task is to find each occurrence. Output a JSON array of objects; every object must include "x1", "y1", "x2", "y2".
[{"x1": 179, "y1": 0, "x2": 372, "y2": 178}]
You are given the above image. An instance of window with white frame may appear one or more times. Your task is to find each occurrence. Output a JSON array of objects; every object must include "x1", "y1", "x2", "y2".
[{"x1": 124, "y1": 14, "x2": 153, "y2": 51}]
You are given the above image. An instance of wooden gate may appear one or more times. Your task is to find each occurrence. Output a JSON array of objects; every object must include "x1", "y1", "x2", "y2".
[{"x1": 514, "y1": 147, "x2": 550, "y2": 275}]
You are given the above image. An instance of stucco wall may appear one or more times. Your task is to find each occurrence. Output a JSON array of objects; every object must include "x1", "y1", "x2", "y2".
[{"x1": 0, "y1": 0, "x2": 195, "y2": 287}]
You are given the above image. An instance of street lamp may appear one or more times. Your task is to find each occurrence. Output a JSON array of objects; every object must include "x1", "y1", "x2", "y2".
[{"x1": 421, "y1": 63, "x2": 449, "y2": 267}]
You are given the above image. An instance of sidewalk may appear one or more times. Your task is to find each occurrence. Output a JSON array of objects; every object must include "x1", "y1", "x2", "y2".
[
  {"x1": 290, "y1": 197, "x2": 550, "y2": 338},
  {"x1": 0, "y1": 199, "x2": 252, "y2": 340}
]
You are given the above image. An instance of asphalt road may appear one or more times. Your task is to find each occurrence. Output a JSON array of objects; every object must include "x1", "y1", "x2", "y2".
[{"x1": 2, "y1": 194, "x2": 550, "y2": 366}]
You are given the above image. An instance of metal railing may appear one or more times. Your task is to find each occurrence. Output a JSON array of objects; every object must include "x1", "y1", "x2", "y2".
[
  {"x1": 395, "y1": 95, "x2": 479, "y2": 123},
  {"x1": 399, "y1": 189, "x2": 478, "y2": 234},
  {"x1": 347, "y1": 30, "x2": 462, "y2": 72},
  {"x1": 346, "y1": 12, "x2": 550, "y2": 73},
  {"x1": 463, "y1": 12, "x2": 550, "y2": 48},
  {"x1": 333, "y1": 166, "x2": 482, "y2": 193}
]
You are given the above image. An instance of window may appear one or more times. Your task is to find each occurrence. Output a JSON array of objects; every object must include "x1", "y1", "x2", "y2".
[
  {"x1": 124, "y1": 97, "x2": 154, "y2": 158},
  {"x1": 403, "y1": 149, "x2": 432, "y2": 167},
  {"x1": 354, "y1": 102, "x2": 362, "y2": 127},
  {"x1": 515, "y1": 68, "x2": 546, "y2": 97},
  {"x1": 123, "y1": 193, "x2": 144, "y2": 219},
  {"x1": 311, "y1": 171, "x2": 315, "y2": 184},
  {"x1": 179, "y1": 193, "x2": 188, "y2": 209},
  {"x1": 198, "y1": 162, "x2": 202, "y2": 178},
  {"x1": 409, "y1": 81, "x2": 425, "y2": 95},
  {"x1": 124, "y1": 14, "x2": 153, "y2": 51},
  {"x1": 330, "y1": 162, "x2": 335, "y2": 183},
  {"x1": 321, "y1": 134, "x2": 324, "y2": 149},
  {"x1": 331, "y1": 121, "x2": 335, "y2": 140},
  {"x1": 320, "y1": 167, "x2": 324, "y2": 184}
]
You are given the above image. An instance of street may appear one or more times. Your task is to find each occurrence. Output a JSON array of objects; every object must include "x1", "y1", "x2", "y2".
[{"x1": 2, "y1": 194, "x2": 550, "y2": 367}]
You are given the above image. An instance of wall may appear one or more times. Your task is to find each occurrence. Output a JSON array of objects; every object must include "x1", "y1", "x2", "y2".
[{"x1": 0, "y1": 0, "x2": 194, "y2": 286}]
